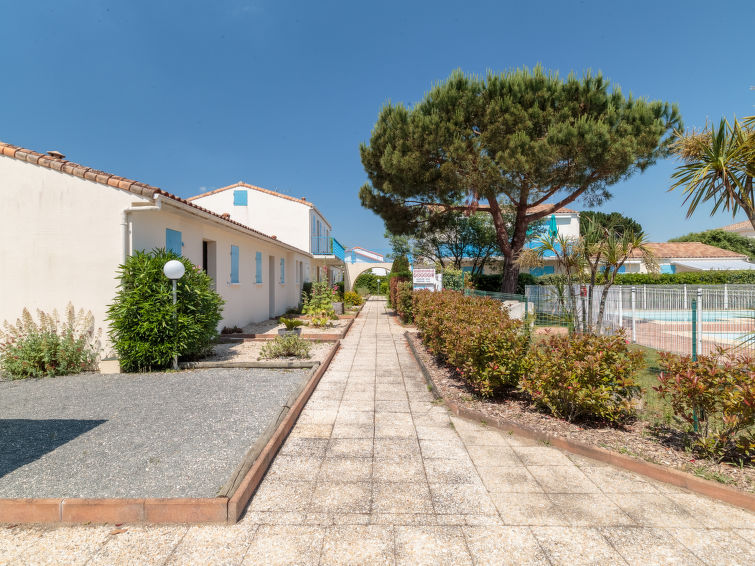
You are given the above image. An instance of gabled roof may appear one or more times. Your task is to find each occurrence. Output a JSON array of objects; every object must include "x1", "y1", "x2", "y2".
[
  {"x1": 190, "y1": 181, "x2": 332, "y2": 229},
  {"x1": 719, "y1": 220, "x2": 754, "y2": 232},
  {"x1": 0, "y1": 141, "x2": 304, "y2": 253},
  {"x1": 188, "y1": 181, "x2": 313, "y2": 207},
  {"x1": 631, "y1": 242, "x2": 747, "y2": 259},
  {"x1": 346, "y1": 246, "x2": 385, "y2": 261}
]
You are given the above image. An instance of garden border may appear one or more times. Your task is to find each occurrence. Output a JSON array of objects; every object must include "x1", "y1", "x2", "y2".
[
  {"x1": 404, "y1": 332, "x2": 755, "y2": 513},
  {"x1": 0, "y1": 341, "x2": 342, "y2": 525}
]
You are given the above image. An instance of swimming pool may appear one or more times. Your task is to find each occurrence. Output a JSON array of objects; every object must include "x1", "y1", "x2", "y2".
[{"x1": 626, "y1": 309, "x2": 754, "y2": 322}]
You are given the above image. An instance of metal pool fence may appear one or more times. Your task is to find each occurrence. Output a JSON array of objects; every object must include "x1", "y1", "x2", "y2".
[{"x1": 525, "y1": 284, "x2": 755, "y2": 356}]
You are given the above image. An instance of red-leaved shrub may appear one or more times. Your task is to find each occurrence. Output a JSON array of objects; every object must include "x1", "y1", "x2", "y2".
[
  {"x1": 413, "y1": 290, "x2": 530, "y2": 396},
  {"x1": 520, "y1": 331, "x2": 643, "y2": 423}
]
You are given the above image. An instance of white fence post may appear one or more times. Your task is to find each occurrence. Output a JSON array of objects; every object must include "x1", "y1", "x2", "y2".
[
  {"x1": 724, "y1": 284, "x2": 728, "y2": 310},
  {"x1": 631, "y1": 286, "x2": 636, "y2": 343},
  {"x1": 643, "y1": 284, "x2": 647, "y2": 310},
  {"x1": 618, "y1": 286, "x2": 623, "y2": 331},
  {"x1": 683, "y1": 284, "x2": 687, "y2": 306},
  {"x1": 696, "y1": 288, "x2": 703, "y2": 355}
]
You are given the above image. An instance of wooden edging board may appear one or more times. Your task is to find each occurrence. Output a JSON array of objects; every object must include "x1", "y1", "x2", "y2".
[
  {"x1": 404, "y1": 332, "x2": 755, "y2": 513},
  {"x1": 0, "y1": 341, "x2": 342, "y2": 525}
]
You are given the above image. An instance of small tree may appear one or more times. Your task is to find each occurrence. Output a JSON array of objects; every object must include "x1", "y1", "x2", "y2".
[
  {"x1": 579, "y1": 211, "x2": 643, "y2": 237},
  {"x1": 107, "y1": 249, "x2": 224, "y2": 372}
]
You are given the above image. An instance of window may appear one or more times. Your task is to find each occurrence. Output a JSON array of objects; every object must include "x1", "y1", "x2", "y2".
[
  {"x1": 280, "y1": 258, "x2": 285, "y2": 284},
  {"x1": 233, "y1": 190, "x2": 248, "y2": 206},
  {"x1": 255, "y1": 252, "x2": 263, "y2": 283},
  {"x1": 166, "y1": 229, "x2": 182, "y2": 256},
  {"x1": 230, "y1": 245, "x2": 240, "y2": 283}
]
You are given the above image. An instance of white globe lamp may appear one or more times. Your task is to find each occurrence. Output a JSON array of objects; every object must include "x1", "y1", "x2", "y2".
[{"x1": 164, "y1": 259, "x2": 186, "y2": 370}]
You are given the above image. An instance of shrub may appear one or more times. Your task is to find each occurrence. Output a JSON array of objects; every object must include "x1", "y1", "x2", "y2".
[
  {"x1": 107, "y1": 249, "x2": 224, "y2": 372},
  {"x1": 354, "y1": 272, "x2": 380, "y2": 294},
  {"x1": 396, "y1": 281, "x2": 414, "y2": 322},
  {"x1": 379, "y1": 280, "x2": 389, "y2": 295},
  {"x1": 390, "y1": 254, "x2": 411, "y2": 277},
  {"x1": 389, "y1": 276, "x2": 409, "y2": 309},
  {"x1": 259, "y1": 335, "x2": 312, "y2": 359},
  {"x1": 221, "y1": 325, "x2": 242, "y2": 334},
  {"x1": 520, "y1": 331, "x2": 643, "y2": 423},
  {"x1": 535, "y1": 270, "x2": 755, "y2": 286},
  {"x1": 355, "y1": 286, "x2": 371, "y2": 297},
  {"x1": 344, "y1": 291, "x2": 363, "y2": 307},
  {"x1": 470, "y1": 273, "x2": 536, "y2": 294},
  {"x1": 279, "y1": 317, "x2": 305, "y2": 330},
  {"x1": 0, "y1": 304, "x2": 101, "y2": 378},
  {"x1": 413, "y1": 290, "x2": 530, "y2": 396},
  {"x1": 442, "y1": 268, "x2": 464, "y2": 291},
  {"x1": 301, "y1": 281, "x2": 337, "y2": 327},
  {"x1": 656, "y1": 349, "x2": 755, "y2": 462},
  {"x1": 335, "y1": 281, "x2": 345, "y2": 300}
]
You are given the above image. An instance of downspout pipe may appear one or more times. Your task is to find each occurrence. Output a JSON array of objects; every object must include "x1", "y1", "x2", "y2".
[{"x1": 121, "y1": 199, "x2": 162, "y2": 264}]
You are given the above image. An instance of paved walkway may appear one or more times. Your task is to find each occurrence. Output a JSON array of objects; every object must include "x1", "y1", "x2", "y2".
[{"x1": 2, "y1": 298, "x2": 753, "y2": 564}]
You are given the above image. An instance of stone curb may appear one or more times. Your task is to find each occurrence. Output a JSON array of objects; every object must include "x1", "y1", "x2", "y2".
[
  {"x1": 404, "y1": 332, "x2": 755, "y2": 513},
  {"x1": 0, "y1": 341, "x2": 343, "y2": 525}
]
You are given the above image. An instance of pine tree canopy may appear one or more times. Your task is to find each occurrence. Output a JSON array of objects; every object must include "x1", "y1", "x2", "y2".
[{"x1": 359, "y1": 66, "x2": 681, "y2": 292}]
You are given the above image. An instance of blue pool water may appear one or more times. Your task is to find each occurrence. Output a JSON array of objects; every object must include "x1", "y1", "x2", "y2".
[{"x1": 629, "y1": 309, "x2": 753, "y2": 322}]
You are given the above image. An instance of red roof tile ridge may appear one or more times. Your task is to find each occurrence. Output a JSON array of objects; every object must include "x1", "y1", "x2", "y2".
[
  {"x1": 188, "y1": 181, "x2": 314, "y2": 207},
  {"x1": 0, "y1": 140, "x2": 301, "y2": 252}
]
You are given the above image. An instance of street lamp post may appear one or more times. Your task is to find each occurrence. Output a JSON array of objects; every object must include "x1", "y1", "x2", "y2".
[{"x1": 163, "y1": 259, "x2": 186, "y2": 370}]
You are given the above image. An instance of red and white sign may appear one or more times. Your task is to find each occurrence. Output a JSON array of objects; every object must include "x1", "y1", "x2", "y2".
[{"x1": 413, "y1": 268, "x2": 436, "y2": 285}]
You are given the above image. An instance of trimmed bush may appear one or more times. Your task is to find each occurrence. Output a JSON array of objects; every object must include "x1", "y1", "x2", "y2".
[
  {"x1": 535, "y1": 270, "x2": 755, "y2": 286},
  {"x1": 396, "y1": 281, "x2": 413, "y2": 322},
  {"x1": 656, "y1": 349, "x2": 755, "y2": 462},
  {"x1": 520, "y1": 331, "x2": 643, "y2": 423},
  {"x1": 413, "y1": 290, "x2": 530, "y2": 396},
  {"x1": 259, "y1": 335, "x2": 311, "y2": 359},
  {"x1": 389, "y1": 276, "x2": 409, "y2": 308},
  {"x1": 442, "y1": 268, "x2": 464, "y2": 291},
  {"x1": 107, "y1": 249, "x2": 224, "y2": 372},
  {"x1": 0, "y1": 304, "x2": 101, "y2": 378}
]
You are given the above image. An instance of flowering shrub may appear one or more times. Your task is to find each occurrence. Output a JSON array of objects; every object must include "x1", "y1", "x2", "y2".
[
  {"x1": 343, "y1": 291, "x2": 363, "y2": 307},
  {"x1": 0, "y1": 304, "x2": 101, "y2": 378},
  {"x1": 259, "y1": 335, "x2": 311, "y2": 359},
  {"x1": 656, "y1": 349, "x2": 755, "y2": 462},
  {"x1": 413, "y1": 290, "x2": 530, "y2": 396},
  {"x1": 396, "y1": 281, "x2": 414, "y2": 322},
  {"x1": 520, "y1": 331, "x2": 643, "y2": 423}
]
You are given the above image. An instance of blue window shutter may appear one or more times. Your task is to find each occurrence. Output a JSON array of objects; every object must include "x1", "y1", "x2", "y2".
[
  {"x1": 166, "y1": 229, "x2": 182, "y2": 256},
  {"x1": 617, "y1": 266, "x2": 626, "y2": 274},
  {"x1": 233, "y1": 190, "x2": 248, "y2": 206},
  {"x1": 255, "y1": 252, "x2": 262, "y2": 283},
  {"x1": 280, "y1": 258, "x2": 285, "y2": 283},
  {"x1": 230, "y1": 245, "x2": 240, "y2": 283}
]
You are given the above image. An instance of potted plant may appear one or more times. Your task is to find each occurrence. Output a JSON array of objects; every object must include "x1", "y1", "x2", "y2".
[{"x1": 278, "y1": 317, "x2": 305, "y2": 336}]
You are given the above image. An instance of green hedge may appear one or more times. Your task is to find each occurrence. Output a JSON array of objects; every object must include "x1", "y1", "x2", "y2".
[
  {"x1": 535, "y1": 270, "x2": 755, "y2": 286},
  {"x1": 470, "y1": 273, "x2": 537, "y2": 294}
]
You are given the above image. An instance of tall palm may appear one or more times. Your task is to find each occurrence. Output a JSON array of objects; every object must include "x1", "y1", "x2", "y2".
[{"x1": 670, "y1": 117, "x2": 755, "y2": 227}]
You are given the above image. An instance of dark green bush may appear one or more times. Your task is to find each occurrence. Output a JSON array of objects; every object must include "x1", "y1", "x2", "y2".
[
  {"x1": 521, "y1": 331, "x2": 643, "y2": 423},
  {"x1": 471, "y1": 273, "x2": 536, "y2": 294},
  {"x1": 390, "y1": 254, "x2": 411, "y2": 277},
  {"x1": 0, "y1": 304, "x2": 101, "y2": 378},
  {"x1": 107, "y1": 249, "x2": 224, "y2": 372},
  {"x1": 353, "y1": 272, "x2": 380, "y2": 294},
  {"x1": 534, "y1": 270, "x2": 755, "y2": 286}
]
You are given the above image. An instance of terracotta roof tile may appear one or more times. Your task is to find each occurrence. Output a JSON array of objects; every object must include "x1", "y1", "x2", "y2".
[
  {"x1": 0, "y1": 140, "x2": 302, "y2": 253},
  {"x1": 719, "y1": 220, "x2": 753, "y2": 232},
  {"x1": 632, "y1": 242, "x2": 747, "y2": 259}
]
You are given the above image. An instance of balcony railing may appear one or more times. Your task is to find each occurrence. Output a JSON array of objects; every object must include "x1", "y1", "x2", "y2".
[{"x1": 312, "y1": 236, "x2": 345, "y2": 261}]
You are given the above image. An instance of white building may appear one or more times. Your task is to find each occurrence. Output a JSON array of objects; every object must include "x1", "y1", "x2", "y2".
[
  {"x1": 189, "y1": 182, "x2": 345, "y2": 284},
  {"x1": 718, "y1": 220, "x2": 755, "y2": 239},
  {"x1": 0, "y1": 141, "x2": 317, "y2": 345}
]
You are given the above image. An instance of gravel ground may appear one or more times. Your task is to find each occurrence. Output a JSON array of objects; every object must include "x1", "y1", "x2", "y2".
[
  {"x1": 207, "y1": 340, "x2": 335, "y2": 363},
  {"x1": 0, "y1": 368, "x2": 311, "y2": 498},
  {"x1": 407, "y1": 332, "x2": 755, "y2": 494},
  {"x1": 241, "y1": 317, "x2": 350, "y2": 335}
]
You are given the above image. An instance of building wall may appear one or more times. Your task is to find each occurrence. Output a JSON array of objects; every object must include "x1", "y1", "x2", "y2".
[
  {"x1": 131, "y1": 204, "x2": 310, "y2": 327},
  {"x1": 0, "y1": 155, "x2": 143, "y2": 338},
  {"x1": 191, "y1": 186, "x2": 331, "y2": 254},
  {"x1": 0, "y1": 157, "x2": 312, "y2": 348}
]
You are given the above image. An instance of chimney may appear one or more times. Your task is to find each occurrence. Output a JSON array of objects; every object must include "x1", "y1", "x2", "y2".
[
  {"x1": 47, "y1": 150, "x2": 65, "y2": 159},
  {"x1": 271, "y1": 235, "x2": 277, "y2": 240},
  {"x1": 221, "y1": 213, "x2": 230, "y2": 219}
]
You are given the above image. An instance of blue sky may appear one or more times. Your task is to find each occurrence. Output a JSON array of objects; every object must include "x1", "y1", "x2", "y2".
[{"x1": 2, "y1": 0, "x2": 753, "y2": 255}]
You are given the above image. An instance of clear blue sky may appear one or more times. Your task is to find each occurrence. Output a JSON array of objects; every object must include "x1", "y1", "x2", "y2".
[{"x1": 2, "y1": 0, "x2": 753, "y2": 255}]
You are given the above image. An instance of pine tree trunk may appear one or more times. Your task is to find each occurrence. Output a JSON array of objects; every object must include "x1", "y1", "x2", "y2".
[{"x1": 500, "y1": 259, "x2": 520, "y2": 294}]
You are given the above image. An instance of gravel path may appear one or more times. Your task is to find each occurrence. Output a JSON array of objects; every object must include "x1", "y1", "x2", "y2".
[
  {"x1": 208, "y1": 340, "x2": 335, "y2": 363},
  {"x1": 0, "y1": 368, "x2": 310, "y2": 498}
]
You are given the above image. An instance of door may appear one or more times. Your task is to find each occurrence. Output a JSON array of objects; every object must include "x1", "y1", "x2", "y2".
[{"x1": 268, "y1": 255, "x2": 275, "y2": 319}]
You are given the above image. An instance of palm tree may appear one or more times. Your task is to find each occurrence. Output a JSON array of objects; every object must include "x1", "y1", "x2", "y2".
[
  {"x1": 533, "y1": 234, "x2": 585, "y2": 329},
  {"x1": 670, "y1": 116, "x2": 755, "y2": 227},
  {"x1": 594, "y1": 231, "x2": 658, "y2": 334}
]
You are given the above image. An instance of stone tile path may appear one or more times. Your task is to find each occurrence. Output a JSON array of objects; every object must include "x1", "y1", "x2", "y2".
[{"x1": 2, "y1": 298, "x2": 753, "y2": 564}]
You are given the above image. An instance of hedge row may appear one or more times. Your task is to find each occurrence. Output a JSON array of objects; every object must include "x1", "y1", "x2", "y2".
[
  {"x1": 469, "y1": 273, "x2": 536, "y2": 294},
  {"x1": 536, "y1": 270, "x2": 755, "y2": 287}
]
